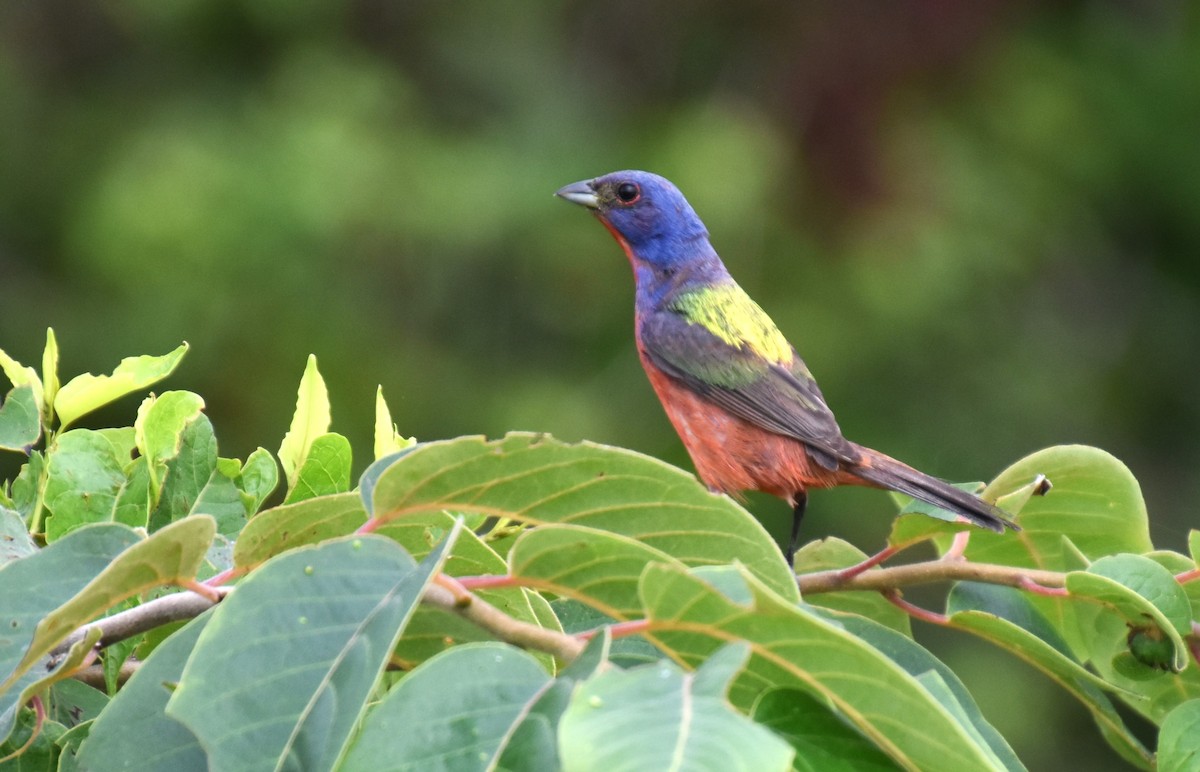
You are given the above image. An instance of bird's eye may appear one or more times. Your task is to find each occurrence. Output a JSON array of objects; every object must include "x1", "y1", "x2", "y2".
[{"x1": 615, "y1": 182, "x2": 640, "y2": 204}]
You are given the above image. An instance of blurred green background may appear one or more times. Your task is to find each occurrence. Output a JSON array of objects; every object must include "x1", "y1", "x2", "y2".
[{"x1": 2, "y1": 1, "x2": 1197, "y2": 767}]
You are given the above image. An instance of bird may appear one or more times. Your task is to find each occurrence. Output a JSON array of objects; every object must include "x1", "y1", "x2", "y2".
[{"x1": 555, "y1": 170, "x2": 1018, "y2": 565}]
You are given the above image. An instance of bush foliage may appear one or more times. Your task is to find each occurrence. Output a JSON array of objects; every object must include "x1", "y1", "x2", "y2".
[{"x1": 1, "y1": 335, "x2": 1198, "y2": 771}]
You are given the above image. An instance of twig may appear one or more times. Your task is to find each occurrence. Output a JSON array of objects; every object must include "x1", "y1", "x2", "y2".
[
  {"x1": 884, "y1": 590, "x2": 949, "y2": 626},
  {"x1": 72, "y1": 661, "x2": 141, "y2": 690},
  {"x1": 422, "y1": 583, "x2": 585, "y2": 662},
  {"x1": 799, "y1": 560, "x2": 1066, "y2": 594},
  {"x1": 53, "y1": 588, "x2": 230, "y2": 661}
]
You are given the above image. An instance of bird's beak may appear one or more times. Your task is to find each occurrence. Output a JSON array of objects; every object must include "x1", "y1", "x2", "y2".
[{"x1": 555, "y1": 179, "x2": 600, "y2": 209}]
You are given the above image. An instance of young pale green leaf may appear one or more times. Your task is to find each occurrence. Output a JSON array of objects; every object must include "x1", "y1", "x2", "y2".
[
  {"x1": 373, "y1": 385, "x2": 414, "y2": 460},
  {"x1": 166, "y1": 530, "x2": 452, "y2": 772},
  {"x1": 282, "y1": 432, "x2": 352, "y2": 504},
  {"x1": 41, "y1": 328, "x2": 59, "y2": 426},
  {"x1": 134, "y1": 390, "x2": 205, "y2": 496},
  {"x1": 1066, "y1": 554, "x2": 1191, "y2": 672},
  {"x1": 277, "y1": 354, "x2": 330, "y2": 491},
  {"x1": 559, "y1": 643, "x2": 794, "y2": 772},
  {"x1": 75, "y1": 612, "x2": 211, "y2": 771},
  {"x1": 0, "y1": 384, "x2": 41, "y2": 452},
  {"x1": 7, "y1": 516, "x2": 215, "y2": 695},
  {"x1": 232, "y1": 492, "x2": 366, "y2": 569},
  {"x1": 365, "y1": 433, "x2": 797, "y2": 602},
  {"x1": 43, "y1": 428, "x2": 141, "y2": 541},
  {"x1": 638, "y1": 562, "x2": 1006, "y2": 772},
  {"x1": 945, "y1": 583, "x2": 1153, "y2": 769},
  {"x1": 1157, "y1": 699, "x2": 1200, "y2": 772},
  {"x1": 751, "y1": 688, "x2": 901, "y2": 772},
  {"x1": 509, "y1": 523, "x2": 685, "y2": 620},
  {"x1": 342, "y1": 642, "x2": 552, "y2": 770},
  {"x1": 792, "y1": 538, "x2": 911, "y2": 635},
  {"x1": 1189, "y1": 530, "x2": 1200, "y2": 567},
  {"x1": 0, "y1": 524, "x2": 141, "y2": 744},
  {"x1": 0, "y1": 507, "x2": 36, "y2": 567},
  {"x1": 0, "y1": 346, "x2": 43, "y2": 423},
  {"x1": 54, "y1": 344, "x2": 188, "y2": 430}
]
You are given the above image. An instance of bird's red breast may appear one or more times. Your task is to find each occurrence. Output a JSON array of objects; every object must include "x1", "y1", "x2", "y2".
[{"x1": 637, "y1": 348, "x2": 869, "y2": 501}]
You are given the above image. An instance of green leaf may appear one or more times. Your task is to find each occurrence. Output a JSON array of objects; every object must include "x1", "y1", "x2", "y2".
[
  {"x1": 0, "y1": 524, "x2": 141, "y2": 744},
  {"x1": 41, "y1": 328, "x2": 59, "y2": 427},
  {"x1": 638, "y1": 562, "x2": 1005, "y2": 771},
  {"x1": 135, "y1": 390, "x2": 205, "y2": 497},
  {"x1": 4, "y1": 516, "x2": 215, "y2": 699},
  {"x1": 1066, "y1": 554, "x2": 1191, "y2": 672},
  {"x1": 0, "y1": 384, "x2": 41, "y2": 453},
  {"x1": 277, "y1": 354, "x2": 330, "y2": 491},
  {"x1": 236, "y1": 447, "x2": 278, "y2": 514},
  {"x1": 955, "y1": 445, "x2": 1152, "y2": 658},
  {"x1": 1189, "y1": 530, "x2": 1200, "y2": 567},
  {"x1": 366, "y1": 433, "x2": 797, "y2": 602},
  {"x1": 374, "y1": 385, "x2": 415, "y2": 460},
  {"x1": 376, "y1": 512, "x2": 561, "y2": 672},
  {"x1": 232, "y1": 492, "x2": 367, "y2": 569},
  {"x1": 1158, "y1": 699, "x2": 1200, "y2": 772},
  {"x1": 148, "y1": 415, "x2": 245, "y2": 536},
  {"x1": 42, "y1": 428, "x2": 139, "y2": 541},
  {"x1": 559, "y1": 643, "x2": 794, "y2": 772},
  {"x1": 166, "y1": 529, "x2": 452, "y2": 771},
  {"x1": 54, "y1": 344, "x2": 188, "y2": 430},
  {"x1": 792, "y1": 538, "x2": 911, "y2": 635},
  {"x1": 282, "y1": 432, "x2": 352, "y2": 504},
  {"x1": 0, "y1": 506, "x2": 36, "y2": 567},
  {"x1": 509, "y1": 524, "x2": 685, "y2": 619},
  {"x1": 969, "y1": 445, "x2": 1152, "y2": 563},
  {"x1": 342, "y1": 642, "x2": 552, "y2": 770},
  {"x1": 0, "y1": 346, "x2": 43, "y2": 424},
  {"x1": 944, "y1": 583, "x2": 1152, "y2": 769},
  {"x1": 751, "y1": 688, "x2": 901, "y2": 772},
  {"x1": 76, "y1": 612, "x2": 211, "y2": 770},
  {"x1": 48, "y1": 679, "x2": 108, "y2": 729},
  {"x1": 818, "y1": 609, "x2": 1023, "y2": 772},
  {"x1": 551, "y1": 599, "x2": 662, "y2": 667}
]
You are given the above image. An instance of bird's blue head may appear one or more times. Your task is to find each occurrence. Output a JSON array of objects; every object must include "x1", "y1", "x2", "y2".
[{"x1": 556, "y1": 171, "x2": 718, "y2": 277}]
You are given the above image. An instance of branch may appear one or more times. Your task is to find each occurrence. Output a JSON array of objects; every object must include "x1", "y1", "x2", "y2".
[
  {"x1": 422, "y1": 583, "x2": 585, "y2": 662},
  {"x1": 798, "y1": 559, "x2": 1066, "y2": 594},
  {"x1": 52, "y1": 588, "x2": 230, "y2": 662}
]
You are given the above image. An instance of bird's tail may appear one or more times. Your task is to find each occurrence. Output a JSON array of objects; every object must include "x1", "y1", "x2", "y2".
[{"x1": 852, "y1": 447, "x2": 1019, "y2": 533}]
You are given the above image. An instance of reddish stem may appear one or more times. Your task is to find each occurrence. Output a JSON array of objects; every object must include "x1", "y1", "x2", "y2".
[
  {"x1": 578, "y1": 619, "x2": 652, "y2": 641},
  {"x1": 836, "y1": 545, "x2": 900, "y2": 582},
  {"x1": 456, "y1": 574, "x2": 521, "y2": 591},
  {"x1": 943, "y1": 530, "x2": 971, "y2": 561},
  {"x1": 356, "y1": 517, "x2": 381, "y2": 535},
  {"x1": 884, "y1": 590, "x2": 949, "y2": 625},
  {"x1": 1017, "y1": 576, "x2": 1069, "y2": 597},
  {"x1": 433, "y1": 573, "x2": 473, "y2": 606},
  {"x1": 0, "y1": 694, "x2": 45, "y2": 763},
  {"x1": 1175, "y1": 568, "x2": 1200, "y2": 584},
  {"x1": 203, "y1": 566, "x2": 246, "y2": 588},
  {"x1": 179, "y1": 579, "x2": 223, "y2": 604}
]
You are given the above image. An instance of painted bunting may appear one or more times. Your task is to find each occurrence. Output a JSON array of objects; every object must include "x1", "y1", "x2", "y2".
[{"x1": 556, "y1": 170, "x2": 1017, "y2": 564}]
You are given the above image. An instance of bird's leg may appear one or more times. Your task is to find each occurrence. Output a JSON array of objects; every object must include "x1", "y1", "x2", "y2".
[{"x1": 786, "y1": 490, "x2": 808, "y2": 568}]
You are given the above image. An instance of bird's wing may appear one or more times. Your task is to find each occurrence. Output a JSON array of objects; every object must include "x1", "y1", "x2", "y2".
[{"x1": 638, "y1": 295, "x2": 858, "y2": 469}]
